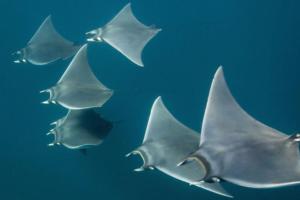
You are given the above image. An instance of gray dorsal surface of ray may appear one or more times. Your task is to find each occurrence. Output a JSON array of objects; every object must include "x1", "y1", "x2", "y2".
[
  {"x1": 86, "y1": 3, "x2": 161, "y2": 67},
  {"x1": 41, "y1": 44, "x2": 113, "y2": 109},
  {"x1": 14, "y1": 15, "x2": 81, "y2": 65},
  {"x1": 127, "y1": 97, "x2": 232, "y2": 198},
  {"x1": 190, "y1": 67, "x2": 300, "y2": 188},
  {"x1": 48, "y1": 109, "x2": 113, "y2": 149}
]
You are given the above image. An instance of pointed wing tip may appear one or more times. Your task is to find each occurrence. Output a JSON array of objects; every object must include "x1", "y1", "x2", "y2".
[
  {"x1": 153, "y1": 96, "x2": 164, "y2": 109},
  {"x1": 137, "y1": 62, "x2": 144, "y2": 67},
  {"x1": 133, "y1": 59, "x2": 144, "y2": 67},
  {"x1": 218, "y1": 193, "x2": 234, "y2": 198},
  {"x1": 195, "y1": 182, "x2": 234, "y2": 198},
  {"x1": 215, "y1": 66, "x2": 224, "y2": 77},
  {"x1": 80, "y1": 44, "x2": 88, "y2": 51},
  {"x1": 125, "y1": 2, "x2": 132, "y2": 8},
  {"x1": 43, "y1": 15, "x2": 53, "y2": 25},
  {"x1": 212, "y1": 66, "x2": 226, "y2": 86},
  {"x1": 73, "y1": 44, "x2": 88, "y2": 59}
]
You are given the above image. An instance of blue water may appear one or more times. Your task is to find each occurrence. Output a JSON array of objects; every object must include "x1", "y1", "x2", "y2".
[{"x1": 1, "y1": 0, "x2": 300, "y2": 199}]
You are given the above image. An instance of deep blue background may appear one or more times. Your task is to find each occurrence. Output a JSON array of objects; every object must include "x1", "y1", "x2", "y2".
[{"x1": 1, "y1": 0, "x2": 300, "y2": 199}]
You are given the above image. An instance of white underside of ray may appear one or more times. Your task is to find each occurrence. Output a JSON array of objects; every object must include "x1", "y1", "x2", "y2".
[
  {"x1": 141, "y1": 97, "x2": 232, "y2": 197},
  {"x1": 198, "y1": 67, "x2": 300, "y2": 187},
  {"x1": 101, "y1": 3, "x2": 161, "y2": 67}
]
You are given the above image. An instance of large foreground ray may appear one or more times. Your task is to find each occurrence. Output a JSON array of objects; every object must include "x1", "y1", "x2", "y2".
[
  {"x1": 87, "y1": 3, "x2": 161, "y2": 67},
  {"x1": 41, "y1": 44, "x2": 113, "y2": 109},
  {"x1": 14, "y1": 15, "x2": 80, "y2": 65},
  {"x1": 48, "y1": 109, "x2": 112, "y2": 149},
  {"x1": 196, "y1": 67, "x2": 300, "y2": 188},
  {"x1": 127, "y1": 97, "x2": 232, "y2": 198}
]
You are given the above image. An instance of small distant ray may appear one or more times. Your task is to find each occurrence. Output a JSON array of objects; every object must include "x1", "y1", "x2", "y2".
[
  {"x1": 13, "y1": 15, "x2": 81, "y2": 65},
  {"x1": 180, "y1": 67, "x2": 300, "y2": 189},
  {"x1": 126, "y1": 97, "x2": 232, "y2": 198},
  {"x1": 47, "y1": 109, "x2": 113, "y2": 149},
  {"x1": 41, "y1": 44, "x2": 113, "y2": 110},
  {"x1": 86, "y1": 3, "x2": 161, "y2": 67}
]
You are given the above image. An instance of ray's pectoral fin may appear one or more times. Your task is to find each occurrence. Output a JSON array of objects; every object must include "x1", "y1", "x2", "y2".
[{"x1": 199, "y1": 66, "x2": 286, "y2": 148}]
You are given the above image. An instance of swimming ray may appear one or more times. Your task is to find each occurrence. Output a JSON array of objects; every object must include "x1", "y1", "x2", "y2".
[
  {"x1": 41, "y1": 44, "x2": 113, "y2": 110},
  {"x1": 127, "y1": 97, "x2": 232, "y2": 198},
  {"x1": 13, "y1": 15, "x2": 81, "y2": 65},
  {"x1": 47, "y1": 109, "x2": 113, "y2": 149},
  {"x1": 86, "y1": 3, "x2": 161, "y2": 67},
  {"x1": 181, "y1": 67, "x2": 300, "y2": 188}
]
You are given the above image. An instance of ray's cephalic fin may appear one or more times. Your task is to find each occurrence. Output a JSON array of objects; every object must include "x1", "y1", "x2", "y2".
[
  {"x1": 126, "y1": 148, "x2": 155, "y2": 172},
  {"x1": 289, "y1": 133, "x2": 300, "y2": 142}
]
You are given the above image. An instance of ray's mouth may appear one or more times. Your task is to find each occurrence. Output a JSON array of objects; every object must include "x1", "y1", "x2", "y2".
[{"x1": 47, "y1": 128, "x2": 61, "y2": 146}]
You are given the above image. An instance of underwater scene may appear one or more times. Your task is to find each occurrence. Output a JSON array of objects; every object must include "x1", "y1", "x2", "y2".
[{"x1": 1, "y1": 0, "x2": 300, "y2": 199}]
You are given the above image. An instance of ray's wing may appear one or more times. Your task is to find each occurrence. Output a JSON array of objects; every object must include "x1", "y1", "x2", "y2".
[
  {"x1": 143, "y1": 97, "x2": 198, "y2": 143},
  {"x1": 58, "y1": 44, "x2": 110, "y2": 91},
  {"x1": 107, "y1": 3, "x2": 148, "y2": 29},
  {"x1": 102, "y1": 3, "x2": 161, "y2": 66},
  {"x1": 200, "y1": 67, "x2": 286, "y2": 146},
  {"x1": 28, "y1": 15, "x2": 74, "y2": 47}
]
